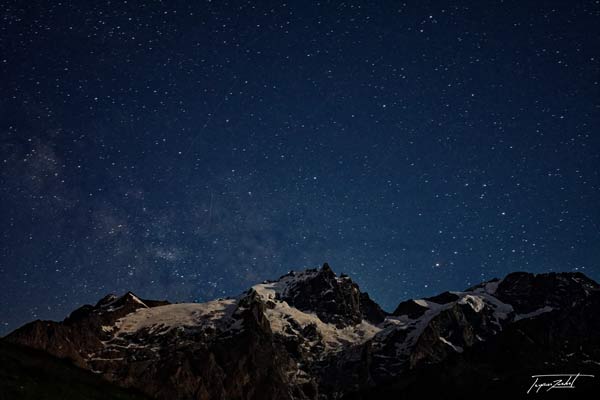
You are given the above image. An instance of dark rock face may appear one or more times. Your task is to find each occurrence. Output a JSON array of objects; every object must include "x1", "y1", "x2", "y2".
[
  {"x1": 408, "y1": 301, "x2": 492, "y2": 368},
  {"x1": 280, "y1": 263, "x2": 387, "y2": 326},
  {"x1": 318, "y1": 271, "x2": 600, "y2": 398},
  {"x1": 5, "y1": 268, "x2": 600, "y2": 400},
  {"x1": 495, "y1": 271, "x2": 599, "y2": 313},
  {"x1": 359, "y1": 292, "x2": 387, "y2": 324},
  {"x1": 350, "y1": 283, "x2": 600, "y2": 399},
  {"x1": 391, "y1": 299, "x2": 429, "y2": 318},
  {"x1": 424, "y1": 291, "x2": 460, "y2": 304}
]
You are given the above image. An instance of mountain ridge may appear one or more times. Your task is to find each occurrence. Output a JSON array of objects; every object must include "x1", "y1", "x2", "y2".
[{"x1": 4, "y1": 264, "x2": 600, "y2": 399}]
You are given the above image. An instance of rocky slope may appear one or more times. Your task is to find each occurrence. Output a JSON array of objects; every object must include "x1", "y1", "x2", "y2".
[{"x1": 4, "y1": 264, "x2": 600, "y2": 399}]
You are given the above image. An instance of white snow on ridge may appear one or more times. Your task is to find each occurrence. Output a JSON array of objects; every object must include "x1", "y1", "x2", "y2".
[
  {"x1": 251, "y1": 269, "x2": 320, "y2": 300},
  {"x1": 127, "y1": 293, "x2": 148, "y2": 307},
  {"x1": 374, "y1": 290, "x2": 515, "y2": 358},
  {"x1": 102, "y1": 270, "x2": 518, "y2": 362},
  {"x1": 114, "y1": 299, "x2": 238, "y2": 334},
  {"x1": 413, "y1": 299, "x2": 430, "y2": 308},
  {"x1": 263, "y1": 299, "x2": 381, "y2": 350}
]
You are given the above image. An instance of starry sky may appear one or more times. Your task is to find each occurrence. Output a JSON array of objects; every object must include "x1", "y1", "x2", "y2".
[{"x1": 1, "y1": 0, "x2": 599, "y2": 335}]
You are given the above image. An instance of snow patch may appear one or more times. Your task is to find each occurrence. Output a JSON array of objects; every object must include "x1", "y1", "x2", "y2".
[
  {"x1": 413, "y1": 299, "x2": 430, "y2": 308},
  {"x1": 439, "y1": 336, "x2": 464, "y2": 353},
  {"x1": 514, "y1": 306, "x2": 553, "y2": 322},
  {"x1": 114, "y1": 299, "x2": 238, "y2": 334}
]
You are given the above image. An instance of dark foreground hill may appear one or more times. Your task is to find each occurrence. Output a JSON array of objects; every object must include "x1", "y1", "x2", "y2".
[
  {"x1": 4, "y1": 264, "x2": 600, "y2": 399},
  {"x1": 0, "y1": 340, "x2": 149, "y2": 400}
]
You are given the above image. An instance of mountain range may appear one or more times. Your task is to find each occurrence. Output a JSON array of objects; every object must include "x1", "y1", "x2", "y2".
[{"x1": 2, "y1": 263, "x2": 600, "y2": 399}]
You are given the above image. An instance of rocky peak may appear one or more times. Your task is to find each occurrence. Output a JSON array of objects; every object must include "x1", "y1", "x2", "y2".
[
  {"x1": 277, "y1": 263, "x2": 386, "y2": 326},
  {"x1": 64, "y1": 291, "x2": 152, "y2": 326},
  {"x1": 392, "y1": 299, "x2": 429, "y2": 318},
  {"x1": 493, "y1": 271, "x2": 599, "y2": 313},
  {"x1": 96, "y1": 293, "x2": 118, "y2": 307},
  {"x1": 112, "y1": 291, "x2": 149, "y2": 309},
  {"x1": 392, "y1": 292, "x2": 460, "y2": 319}
]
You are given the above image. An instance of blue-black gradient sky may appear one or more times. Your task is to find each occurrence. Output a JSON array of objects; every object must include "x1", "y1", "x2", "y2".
[{"x1": 1, "y1": 0, "x2": 599, "y2": 335}]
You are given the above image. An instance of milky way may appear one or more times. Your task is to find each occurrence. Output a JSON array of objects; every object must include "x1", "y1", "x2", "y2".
[{"x1": 1, "y1": 1, "x2": 599, "y2": 335}]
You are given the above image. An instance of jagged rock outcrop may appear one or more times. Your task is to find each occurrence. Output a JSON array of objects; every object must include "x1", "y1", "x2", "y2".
[
  {"x1": 277, "y1": 263, "x2": 386, "y2": 327},
  {"x1": 5, "y1": 265, "x2": 600, "y2": 399}
]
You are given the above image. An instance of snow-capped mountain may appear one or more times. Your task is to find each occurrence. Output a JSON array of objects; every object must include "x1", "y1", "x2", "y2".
[{"x1": 4, "y1": 264, "x2": 600, "y2": 399}]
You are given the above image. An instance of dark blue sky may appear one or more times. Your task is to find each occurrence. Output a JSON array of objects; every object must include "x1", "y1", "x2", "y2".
[{"x1": 1, "y1": 0, "x2": 599, "y2": 335}]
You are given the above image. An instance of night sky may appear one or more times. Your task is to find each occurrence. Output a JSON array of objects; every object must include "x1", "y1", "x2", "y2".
[{"x1": 1, "y1": 1, "x2": 599, "y2": 335}]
